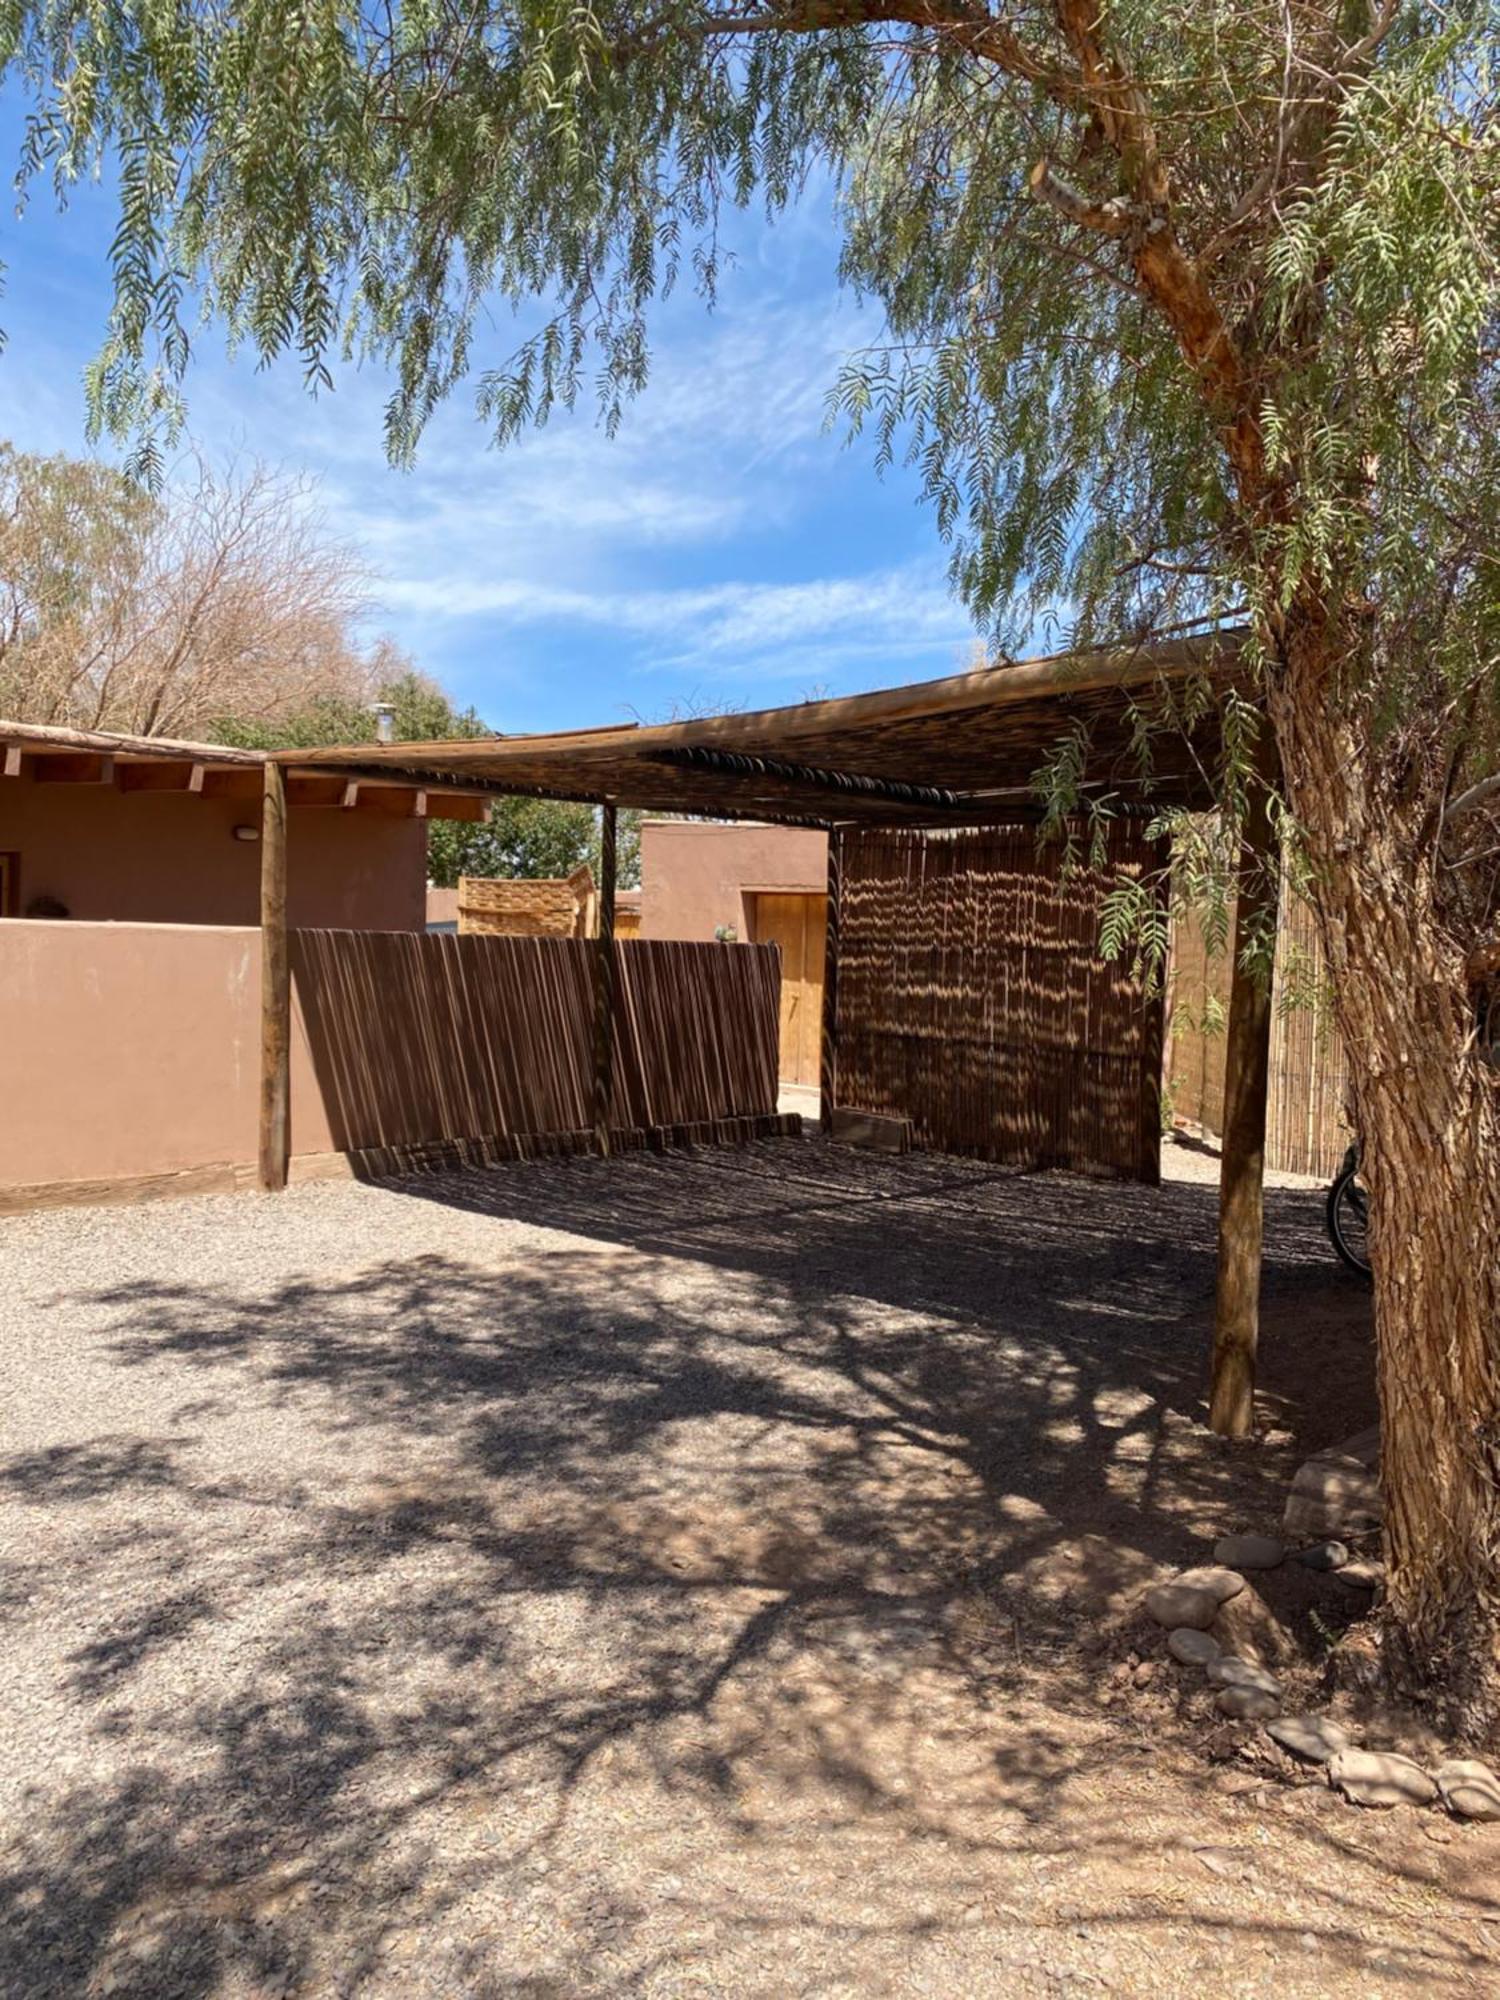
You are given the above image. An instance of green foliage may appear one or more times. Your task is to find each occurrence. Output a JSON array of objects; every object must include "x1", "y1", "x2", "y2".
[{"x1": 0, "y1": 2, "x2": 1494, "y2": 960}]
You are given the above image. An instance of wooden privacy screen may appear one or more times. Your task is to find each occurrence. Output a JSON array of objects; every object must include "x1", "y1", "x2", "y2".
[
  {"x1": 1168, "y1": 881, "x2": 1351, "y2": 1179},
  {"x1": 290, "y1": 931, "x2": 787, "y2": 1176},
  {"x1": 835, "y1": 822, "x2": 1166, "y2": 1180}
]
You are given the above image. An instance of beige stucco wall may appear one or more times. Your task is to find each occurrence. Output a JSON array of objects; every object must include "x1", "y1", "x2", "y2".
[
  {"x1": 639, "y1": 820, "x2": 827, "y2": 941},
  {"x1": 0, "y1": 922, "x2": 259, "y2": 1184},
  {"x1": 0, "y1": 765, "x2": 425, "y2": 930}
]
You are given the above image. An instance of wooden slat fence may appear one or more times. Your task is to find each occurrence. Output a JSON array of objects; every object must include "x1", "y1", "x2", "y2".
[
  {"x1": 290, "y1": 931, "x2": 789, "y2": 1176},
  {"x1": 835, "y1": 821, "x2": 1166, "y2": 1179},
  {"x1": 1166, "y1": 882, "x2": 1351, "y2": 1179}
]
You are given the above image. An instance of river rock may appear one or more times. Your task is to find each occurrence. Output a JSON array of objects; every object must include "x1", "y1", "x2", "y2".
[
  {"x1": 1145, "y1": 1582, "x2": 1220, "y2": 1631},
  {"x1": 1213, "y1": 1533, "x2": 1285, "y2": 1571},
  {"x1": 1328, "y1": 1748, "x2": 1437, "y2": 1809},
  {"x1": 1283, "y1": 1427, "x2": 1382, "y2": 1540},
  {"x1": 1176, "y1": 1566, "x2": 1247, "y2": 1604},
  {"x1": 1292, "y1": 1540, "x2": 1350, "y2": 1572},
  {"x1": 1435, "y1": 1759, "x2": 1500, "y2": 1822},
  {"x1": 1334, "y1": 1559, "x2": 1384, "y2": 1593},
  {"x1": 1210, "y1": 1583, "x2": 1298, "y2": 1668},
  {"x1": 1206, "y1": 1656, "x2": 1282, "y2": 1697},
  {"x1": 1167, "y1": 1627, "x2": 1220, "y2": 1666},
  {"x1": 1266, "y1": 1714, "x2": 1351, "y2": 1765},
  {"x1": 1216, "y1": 1684, "x2": 1280, "y2": 1721}
]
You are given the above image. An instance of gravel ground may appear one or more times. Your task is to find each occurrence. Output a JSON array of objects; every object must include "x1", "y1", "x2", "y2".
[{"x1": 1, "y1": 1136, "x2": 1494, "y2": 1999}]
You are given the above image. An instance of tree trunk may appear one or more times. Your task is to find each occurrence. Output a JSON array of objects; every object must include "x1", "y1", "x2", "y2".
[{"x1": 1269, "y1": 606, "x2": 1500, "y2": 1744}]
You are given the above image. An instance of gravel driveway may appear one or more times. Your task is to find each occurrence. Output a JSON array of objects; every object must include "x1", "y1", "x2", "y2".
[{"x1": 1, "y1": 1138, "x2": 1494, "y2": 1997}]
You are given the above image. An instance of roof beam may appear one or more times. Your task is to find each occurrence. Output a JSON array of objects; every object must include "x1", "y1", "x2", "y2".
[{"x1": 642, "y1": 744, "x2": 970, "y2": 813}]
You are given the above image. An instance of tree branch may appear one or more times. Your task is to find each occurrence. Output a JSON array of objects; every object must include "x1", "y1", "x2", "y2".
[{"x1": 1027, "y1": 159, "x2": 1133, "y2": 234}]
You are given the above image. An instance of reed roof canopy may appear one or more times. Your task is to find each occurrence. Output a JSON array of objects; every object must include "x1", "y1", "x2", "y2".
[{"x1": 286, "y1": 629, "x2": 1248, "y2": 828}]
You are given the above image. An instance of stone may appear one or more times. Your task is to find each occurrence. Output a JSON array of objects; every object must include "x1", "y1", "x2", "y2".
[
  {"x1": 1176, "y1": 1566, "x2": 1247, "y2": 1604},
  {"x1": 1283, "y1": 1427, "x2": 1382, "y2": 1541},
  {"x1": 1328, "y1": 1748, "x2": 1437, "y2": 1809},
  {"x1": 1266, "y1": 1714, "x2": 1351, "y2": 1765},
  {"x1": 1334, "y1": 1559, "x2": 1384, "y2": 1592},
  {"x1": 1435, "y1": 1759, "x2": 1500, "y2": 1822},
  {"x1": 1145, "y1": 1582, "x2": 1220, "y2": 1631},
  {"x1": 1206, "y1": 1656, "x2": 1282, "y2": 1697},
  {"x1": 1213, "y1": 1533, "x2": 1285, "y2": 1571},
  {"x1": 1210, "y1": 1584, "x2": 1298, "y2": 1669},
  {"x1": 1166, "y1": 1627, "x2": 1220, "y2": 1666},
  {"x1": 1292, "y1": 1540, "x2": 1351, "y2": 1572},
  {"x1": 1216, "y1": 1684, "x2": 1280, "y2": 1721}
]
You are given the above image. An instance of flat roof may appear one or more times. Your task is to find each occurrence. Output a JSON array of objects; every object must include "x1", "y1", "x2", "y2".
[{"x1": 279, "y1": 629, "x2": 1246, "y2": 827}]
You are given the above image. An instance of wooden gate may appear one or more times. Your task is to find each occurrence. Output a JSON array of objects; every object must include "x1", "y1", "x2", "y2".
[
  {"x1": 834, "y1": 821, "x2": 1165, "y2": 1180},
  {"x1": 748, "y1": 891, "x2": 826, "y2": 1085}
]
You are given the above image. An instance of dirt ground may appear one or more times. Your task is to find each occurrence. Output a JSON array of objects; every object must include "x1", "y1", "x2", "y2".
[{"x1": 1, "y1": 1135, "x2": 1494, "y2": 1998}]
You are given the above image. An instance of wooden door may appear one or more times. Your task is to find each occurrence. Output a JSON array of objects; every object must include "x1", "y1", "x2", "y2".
[{"x1": 750, "y1": 892, "x2": 826, "y2": 1085}]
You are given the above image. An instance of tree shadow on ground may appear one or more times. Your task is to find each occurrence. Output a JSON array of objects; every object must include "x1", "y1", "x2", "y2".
[{"x1": 2, "y1": 1140, "x2": 1483, "y2": 1998}]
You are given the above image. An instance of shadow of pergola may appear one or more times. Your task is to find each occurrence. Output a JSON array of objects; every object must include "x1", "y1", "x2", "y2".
[{"x1": 4, "y1": 1139, "x2": 1483, "y2": 1998}]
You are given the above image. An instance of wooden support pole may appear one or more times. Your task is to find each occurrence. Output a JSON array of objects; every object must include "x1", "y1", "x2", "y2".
[
  {"x1": 592, "y1": 802, "x2": 618, "y2": 1157},
  {"x1": 819, "y1": 826, "x2": 843, "y2": 1134},
  {"x1": 258, "y1": 761, "x2": 291, "y2": 1193},
  {"x1": 1209, "y1": 761, "x2": 1280, "y2": 1436}
]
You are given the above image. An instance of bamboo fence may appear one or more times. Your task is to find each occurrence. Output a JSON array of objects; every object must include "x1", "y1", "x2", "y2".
[
  {"x1": 834, "y1": 821, "x2": 1166, "y2": 1179},
  {"x1": 290, "y1": 931, "x2": 788, "y2": 1177},
  {"x1": 1166, "y1": 885, "x2": 1351, "y2": 1179}
]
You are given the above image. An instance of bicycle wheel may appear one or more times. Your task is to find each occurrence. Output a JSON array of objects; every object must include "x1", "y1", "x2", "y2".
[{"x1": 1327, "y1": 1164, "x2": 1372, "y2": 1276}]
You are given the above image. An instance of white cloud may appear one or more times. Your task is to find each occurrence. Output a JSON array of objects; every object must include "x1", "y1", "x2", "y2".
[
  {"x1": 379, "y1": 561, "x2": 972, "y2": 687},
  {"x1": 0, "y1": 180, "x2": 979, "y2": 714}
]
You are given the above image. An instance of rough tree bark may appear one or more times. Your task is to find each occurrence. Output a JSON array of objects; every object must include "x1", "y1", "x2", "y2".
[{"x1": 1270, "y1": 605, "x2": 1500, "y2": 1743}]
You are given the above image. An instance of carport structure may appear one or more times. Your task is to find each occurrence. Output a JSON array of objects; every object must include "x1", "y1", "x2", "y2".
[{"x1": 278, "y1": 628, "x2": 1278, "y2": 1435}]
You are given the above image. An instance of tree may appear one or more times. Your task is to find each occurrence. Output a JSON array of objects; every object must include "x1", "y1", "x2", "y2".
[
  {"x1": 220, "y1": 662, "x2": 639, "y2": 887},
  {"x1": 2, "y1": 3, "x2": 1494, "y2": 1730},
  {"x1": 0, "y1": 445, "x2": 369, "y2": 736}
]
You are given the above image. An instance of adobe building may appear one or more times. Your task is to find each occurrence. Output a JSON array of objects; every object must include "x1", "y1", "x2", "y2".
[
  {"x1": 638, "y1": 818, "x2": 828, "y2": 1085},
  {"x1": 0, "y1": 719, "x2": 487, "y2": 929}
]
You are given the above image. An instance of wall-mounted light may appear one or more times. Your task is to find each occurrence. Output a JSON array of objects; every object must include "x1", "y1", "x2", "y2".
[{"x1": 233, "y1": 824, "x2": 261, "y2": 843}]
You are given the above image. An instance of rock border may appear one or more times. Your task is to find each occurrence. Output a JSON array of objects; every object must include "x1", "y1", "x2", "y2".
[{"x1": 1139, "y1": 1542, "x2": 1500, "y2": 1824}]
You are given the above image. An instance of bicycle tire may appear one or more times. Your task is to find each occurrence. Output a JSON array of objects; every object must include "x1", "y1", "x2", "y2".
[{"x1": 1327, "y1": 1164, "x2": 1372, "y2": 1277}]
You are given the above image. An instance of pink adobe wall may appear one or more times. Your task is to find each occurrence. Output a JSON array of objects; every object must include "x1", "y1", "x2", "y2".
[
  {"x1": 639, "y1": 820, "x2": 827, "y2": 941},
  {"x1": 0, "y1": 919, "x2": 343, "y2": 1187},
  {"x1": 6, "y1": 922, "x2": 239, "y2": 1183},
  {"x1": 0, "y1": 764, "x2": 425, "y2": 930}
]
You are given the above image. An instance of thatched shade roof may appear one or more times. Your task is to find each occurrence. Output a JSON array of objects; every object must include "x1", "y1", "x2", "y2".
[{"x1": 286, "y1": 630, "x2": 1246, "y2": 828}]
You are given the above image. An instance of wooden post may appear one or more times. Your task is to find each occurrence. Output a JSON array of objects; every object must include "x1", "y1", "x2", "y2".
[
  {"x1": 1208, "y1": 764, "x2": 1279, "y2": 1436},
  {"x1": 258, "y1": 760, "x2": 291, "y2": 1192},
  {"x1": 819, "y1": 826, "x2": 843, "y2": 1133},
  {"x1": 592, "y1": 802, "x2": 618, "y2": 1157}
]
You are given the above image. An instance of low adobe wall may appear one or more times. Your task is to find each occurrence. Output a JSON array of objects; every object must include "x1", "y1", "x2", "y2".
[
  {"x1": 0, "y1": 920, "x2": 786, "y2": 1205},
  {"x1": 0, "y1": 921, "x2": 336, "y2": 1193}
]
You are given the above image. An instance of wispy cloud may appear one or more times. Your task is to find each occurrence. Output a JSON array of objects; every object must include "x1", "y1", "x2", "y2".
[
  {"x1": 382, "y1": 562, "x2": 970, "y2": 681},
  {"x1": 0, "y1": 164, "x2": 977, "y2": 724}
]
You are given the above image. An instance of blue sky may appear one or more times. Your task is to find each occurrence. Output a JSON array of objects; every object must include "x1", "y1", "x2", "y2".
[{"x1": 0, "y1": 138, "x2": 979, "y2": 734}]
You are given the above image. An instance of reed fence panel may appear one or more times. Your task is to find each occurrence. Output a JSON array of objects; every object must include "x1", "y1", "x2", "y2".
[
  {"x1": 291, "y1": 930, "x2": 787, "y2": 1175},
  {"x1": 835, "y1": 822, "x2": 1166, "y2": 1179},
  {"x1": 1165, "y1": 883, "x2": 1350, "y2": 1180}
]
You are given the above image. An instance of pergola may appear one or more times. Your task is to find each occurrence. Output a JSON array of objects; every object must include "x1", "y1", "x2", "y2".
[{"x1": 274, "y1": 628, "x2": 1276, "y2": 1435}]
